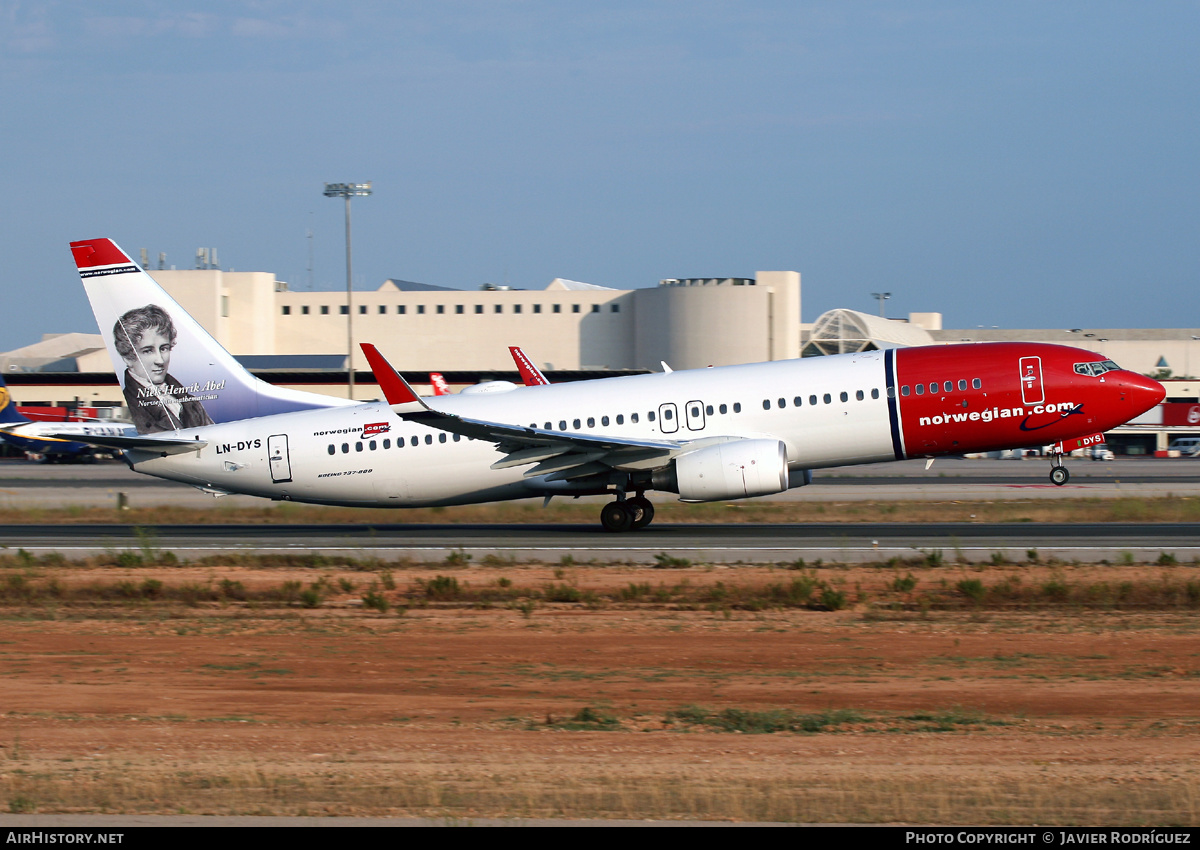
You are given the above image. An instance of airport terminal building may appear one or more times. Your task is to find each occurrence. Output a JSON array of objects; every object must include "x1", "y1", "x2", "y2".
[
  {"x1": 6, "y1": 269, "x2": 799, "y2": 376},
  {"x1": 3, "y1": 264, "x2": 1197, "y2": 454}
]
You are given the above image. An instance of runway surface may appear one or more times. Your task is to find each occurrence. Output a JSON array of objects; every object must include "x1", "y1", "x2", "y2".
[
  {"x1": 2, "y1": 457, "x2": 1200, "y2": 562},
  {"x1": 6, "y1": 521, "x2": 1200, "y2": 564},
  {"x1": 2, "y1": 457, "x2": 1200, "y2": 510}
]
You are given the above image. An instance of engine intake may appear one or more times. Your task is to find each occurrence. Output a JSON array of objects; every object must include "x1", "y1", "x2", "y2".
[{"x1": 652, "y1": 439, "x2": 790, "y2": 502}]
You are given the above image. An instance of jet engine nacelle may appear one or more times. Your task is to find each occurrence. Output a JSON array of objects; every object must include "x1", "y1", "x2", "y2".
[{"x1": 654, "y1": 438, "x2": 789, "y2": 502}]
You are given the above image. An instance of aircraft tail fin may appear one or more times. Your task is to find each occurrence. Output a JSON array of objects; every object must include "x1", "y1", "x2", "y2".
[
  {"x1": 0, "y1": 374, "x2": 27, "y2": 426},
  {"x1": 508, "y1": 346, "x2": 550, "y2": 386},
  {"x1": 70, "y1": 238, "x2": 351, "y2": 435}
]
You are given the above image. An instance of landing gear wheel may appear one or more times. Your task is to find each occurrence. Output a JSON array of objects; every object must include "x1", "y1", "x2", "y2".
[
  {"x1": 627, "y1": 496, "x2": 655, "y2": 530},
  {"x1": 1050, "y1": 466, "x2": 1070, "y2": 486},
  {"x1": 600, "y1": 500, "x2": 634, "y2": 533}
]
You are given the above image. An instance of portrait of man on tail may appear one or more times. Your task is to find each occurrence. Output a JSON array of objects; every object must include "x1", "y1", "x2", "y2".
[{"x1": 114, "y1": 304, "x2": 215, "y2": 434}]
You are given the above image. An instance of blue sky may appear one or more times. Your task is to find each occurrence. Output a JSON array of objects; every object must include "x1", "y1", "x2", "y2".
[{"x1": 1, "y1": 1, "x2": 1197, "y2": 351}]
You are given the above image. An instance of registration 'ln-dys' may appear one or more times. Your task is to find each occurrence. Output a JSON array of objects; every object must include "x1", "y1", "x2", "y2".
[{"x1": 60, "y1": 238, "x2": 1165, "y2": 532}]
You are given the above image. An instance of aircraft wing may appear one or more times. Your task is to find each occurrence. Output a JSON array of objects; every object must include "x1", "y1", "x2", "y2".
[
  {"x1": 36, "y1": 432, "x2": 207, "y2": 455},
  {"x1": 0, "y1": 424, "x2": 75, "y2": 444},
  {"x1": 361, "y1": 343, "x2": 680, "y2": 479},
  {"x1": 412, "y1": 409, "x2": 679, "y2": 478}
]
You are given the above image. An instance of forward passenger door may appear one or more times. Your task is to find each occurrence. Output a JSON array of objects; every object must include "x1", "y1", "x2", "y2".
[{"x1": 1019, "y1": 357, "x2": 1044, "y2": 406}]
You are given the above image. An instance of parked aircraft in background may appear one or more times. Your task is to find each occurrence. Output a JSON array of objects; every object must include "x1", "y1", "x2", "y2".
[
  {"x1": 0, "y1": 375, "x2": 135, "y2": 462},
  {"x1": 60, "y1": 238, "x2": 1165, "y2": 531},
  {"x1": 428, "y1": 350, "x2": 547, "y2": 398},
  {"x1": 509, "y1": 346, "x2": 550, "y2": 386}
]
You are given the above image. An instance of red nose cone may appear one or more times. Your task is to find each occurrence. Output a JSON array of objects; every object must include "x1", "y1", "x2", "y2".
[{"x1": 1122, "y1": 372, "x2": 1166, "y2": 417}]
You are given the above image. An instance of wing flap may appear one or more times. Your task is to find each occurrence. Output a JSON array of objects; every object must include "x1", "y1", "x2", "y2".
[
  {"x1": 524, "y1": 451, "x2": 608, "y2": 477},
  {"x1": 542, "y1": 461, "x2": 613, "y2": 482},
  {"x1": 490, "y1": 444, "x2": 574, "y2": 470}
]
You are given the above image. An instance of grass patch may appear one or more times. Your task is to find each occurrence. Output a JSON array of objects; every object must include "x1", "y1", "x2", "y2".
[
  {"x1": 664, "y1": 705, "x2": 1008, "y2": 734},
  {"x1": 666, "y1": 705, "x2": 865, "y2": 734},
  {"x1": 543, "y1": 706, "x2": 623, "y2": 731},
  {"x1": 6, "y1": 495, "x2": 1200, "y2": 527},
  {"x1": 2, "y1": 557, "x2": 1200, "y2": 619},
  {"x1": 3, "y1": 759, "x2": 1195, "y2": 823}
]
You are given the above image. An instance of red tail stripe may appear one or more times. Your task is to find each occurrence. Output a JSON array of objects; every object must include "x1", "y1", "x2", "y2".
[{"x1": 69, "y1": 239, "x2": 132, "y2": 269}]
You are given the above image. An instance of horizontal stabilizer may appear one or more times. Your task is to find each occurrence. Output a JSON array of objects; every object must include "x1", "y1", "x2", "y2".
[{"x1": 39, "y1": 432, "x2": 207, "y2": 455}]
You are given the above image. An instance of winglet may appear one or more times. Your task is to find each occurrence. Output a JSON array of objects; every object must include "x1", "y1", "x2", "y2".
[
  {"x1": 429, "y1": 372, "x2": 451, "y2": 395},
  {"x1": 360, "y1": 343, "x2": 426, "y2": 408},
  {"x1": 508, "y1": 346, "x2": 550, "y2": 386}
]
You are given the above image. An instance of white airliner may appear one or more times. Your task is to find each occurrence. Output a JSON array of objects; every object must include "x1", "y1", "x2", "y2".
[{"x1": 61, "y1": 238, "x2": 1164, "y2": 531}]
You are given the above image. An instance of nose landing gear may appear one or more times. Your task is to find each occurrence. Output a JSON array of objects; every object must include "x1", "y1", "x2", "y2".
[{"x1": 1049, "y1": 455, "x2": 1070, "y2": 486}]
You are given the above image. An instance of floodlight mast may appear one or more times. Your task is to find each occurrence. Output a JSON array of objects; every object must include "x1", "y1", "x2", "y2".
[
  {"x1": 323, "y1": 182, "x2": 373, "y2": 398},
  {"x1": 871, "y1": 292, "x2": 892, "y2": 318}
]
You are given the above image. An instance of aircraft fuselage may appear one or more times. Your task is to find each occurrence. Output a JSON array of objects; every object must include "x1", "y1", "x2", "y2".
[{"x1": 124, "y1": 342, "x2": 1164, "y2": 508}]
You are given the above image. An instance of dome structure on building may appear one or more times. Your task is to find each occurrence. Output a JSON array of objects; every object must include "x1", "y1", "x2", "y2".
[{"x1": 802, "y1": 308, "x2": 935, "y2": 357}]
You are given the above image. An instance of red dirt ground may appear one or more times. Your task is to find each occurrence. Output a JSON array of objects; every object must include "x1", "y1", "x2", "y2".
[{"x1": 0, "y1": 563, "x2": 1197, "y2": 822}]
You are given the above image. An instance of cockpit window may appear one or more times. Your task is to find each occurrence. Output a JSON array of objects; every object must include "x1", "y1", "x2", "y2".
[{"x1": 1074, "y1": 360, "x2": 1120, "y2": 377}]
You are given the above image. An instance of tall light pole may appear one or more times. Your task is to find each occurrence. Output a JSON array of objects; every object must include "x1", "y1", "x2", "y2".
[
  {"x1": 871, "y1": 292, "x2": 891, "y2": 318},
  {"x1": 324, "y1": 182, "x2": 372, "y2": 398}
]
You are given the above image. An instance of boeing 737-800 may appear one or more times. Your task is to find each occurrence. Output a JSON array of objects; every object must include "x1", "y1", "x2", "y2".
[{"x1": 60, "y1": 238, "x2": 1165, "y2": 531}]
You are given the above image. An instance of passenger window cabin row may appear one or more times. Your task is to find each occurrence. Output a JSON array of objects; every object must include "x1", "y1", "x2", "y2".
[
  {"x1": 528, "y1": 387, "x2": 895, "y2": 434},
  {"x1": 325, "y1": 383, "x2": 905, "y2": 455},
  {"x1": 899, "y1": 378, "x2": 983, "y2": 397},
  {"x1": 530, "y1": 402, "x2": 745, "y2": 432},
  {"x1": 328, "y1": 433, "x2": 464, "y2": 454},
  {"x1": 763, "y1": 388, "x2": 882, "y2": 410}
]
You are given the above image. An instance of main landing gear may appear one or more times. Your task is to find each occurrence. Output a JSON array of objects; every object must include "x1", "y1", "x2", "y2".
[
  {"x1": 1049, "y1": 455, "x2": 1070, "y2": 486},
  {"x1": 600, "y1": 494, "x2": 656, "y2": 533}
]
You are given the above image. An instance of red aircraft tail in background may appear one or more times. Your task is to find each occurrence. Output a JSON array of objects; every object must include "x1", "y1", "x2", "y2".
[{"x1": 508, "y1": 346, "x2": 550, "y2": 386}]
